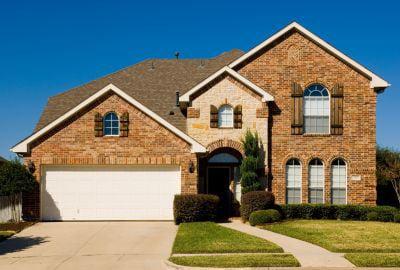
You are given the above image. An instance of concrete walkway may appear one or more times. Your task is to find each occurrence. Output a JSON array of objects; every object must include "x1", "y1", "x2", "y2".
[{"x1": 221, "y1": 220, "x2": 355, "y2": 268}]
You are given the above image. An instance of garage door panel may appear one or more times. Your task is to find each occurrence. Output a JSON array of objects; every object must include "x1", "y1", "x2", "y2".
[{"x1": 42, "y1": 166, "x2": 181, "y2": 221}]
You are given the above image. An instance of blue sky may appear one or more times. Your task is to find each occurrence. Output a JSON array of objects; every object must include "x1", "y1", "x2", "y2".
[{"x1": 1, "y1": 0, "x2": 399, "y2": 159}]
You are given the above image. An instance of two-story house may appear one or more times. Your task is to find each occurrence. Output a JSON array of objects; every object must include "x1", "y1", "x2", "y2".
[{"x1": 11, "y1": 22, "x2": 389, "y2": 221}]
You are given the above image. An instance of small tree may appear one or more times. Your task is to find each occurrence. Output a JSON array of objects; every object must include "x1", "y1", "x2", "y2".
[
  {"x1": 240, "y1": 130, "x2": 263, "y2": 194},
  {"x1": 377, "y1": 146, "x2": 400, "y2": 205},
  {"x1": 0, "y1": 159, "x2": 36, "y2": 222}
]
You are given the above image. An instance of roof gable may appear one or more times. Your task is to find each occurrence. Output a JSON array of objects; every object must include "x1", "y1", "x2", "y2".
[
  {"x1": 179, "y1": 66, "x2": 274, "y2": 102},
  {"x1": 229, "y1": 22, "x2": 389, "y2": 89},
  {"x1": 11, "y1": 84, "x2": 206, "y2": 154}
]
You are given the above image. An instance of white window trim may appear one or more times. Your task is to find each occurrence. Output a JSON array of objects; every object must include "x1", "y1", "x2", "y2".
[
  {"x1": 218, "y1": 105, "x2": 234, "y2": 128},
  {"x1": 331, "y1": 159, "x2": 348, "y2": 205},
  {"x1": 103, "y1": 112, "x2": 120, "y2": 137},
  {"x1": 286, "y1": 159, "x2": 302, "y2": 204},
  {"x1": 308, "y1": 160, "x2": 325, "y2": 204},
  {"x1": 303, "y1": 85, "x2": 331, "y2": 135}
]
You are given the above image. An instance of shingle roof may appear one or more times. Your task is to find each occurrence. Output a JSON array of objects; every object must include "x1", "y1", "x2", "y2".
[{"x1": 35, "y1": 49, "x2": 244, "y2": 133}]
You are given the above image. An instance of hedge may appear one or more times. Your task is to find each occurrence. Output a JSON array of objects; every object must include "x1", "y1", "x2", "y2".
[
  {"x1": 241, "y1": 191, "x2": 275, "y2": 221},
  {"x1": 279, "y1": 204, "x2": 399, "y2": 222},
  {"x1": 249, "y1": 209, "x2": 281, "y2": 226},
  {"x1": 173, "y1": 194, "x2": 220, "y2": 224}
]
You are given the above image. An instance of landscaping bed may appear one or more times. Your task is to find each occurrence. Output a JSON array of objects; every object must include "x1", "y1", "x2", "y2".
[{"x1": 170, "y1": 254, "x2": 300, "y2": 268}]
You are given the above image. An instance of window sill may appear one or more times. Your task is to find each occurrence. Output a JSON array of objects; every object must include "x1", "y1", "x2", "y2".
[{"x1": 302, "y1": 133, "x2": 331, "y2": 137}]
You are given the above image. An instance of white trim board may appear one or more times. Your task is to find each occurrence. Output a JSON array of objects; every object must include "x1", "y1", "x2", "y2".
[
  {"x1": 229, "y1": 22, "x2": 389, "y2": 89},
  {"x1": 179, "y1": 66, "x2": 274, "y2": 102},
  {"x1": 11, "y1": 84, "x2": 206, "y2": 154}
]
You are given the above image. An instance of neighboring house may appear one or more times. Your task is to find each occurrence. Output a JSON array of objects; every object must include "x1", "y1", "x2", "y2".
[
  {"x1": 0, "y1": 156, "x2": 6, "y2": 165},
  {"x1": 11, "y1": 22, "x2": 389, "y2": 221}
]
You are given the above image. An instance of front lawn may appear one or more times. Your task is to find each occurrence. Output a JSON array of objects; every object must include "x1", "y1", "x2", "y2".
[
  {"x1": 172, "y1": 222, "x2": 283, "y2": 254},
  {"x1": 170, "y1": 254, "x2": 300, "y2": 268},
  {"x1": 264, "y1": 220, "x2": 400, "y2": 253},
  {"x1": 0, "y1": 222, "x2": 34, "y2": 243},
  {"x1": 345, "y1": 253, "x2": 400, "y2": 267}
]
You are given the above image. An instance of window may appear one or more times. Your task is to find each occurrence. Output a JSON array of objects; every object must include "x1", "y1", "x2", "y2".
[
  {"x1": 309, "y1": 158, "x2": 324, "y2": 203},
  {"x1": 303, "y1": 84, "x2": 330, "y2": 134},
  {"x1": 331, "y1": 158, "x2": 347, "y2": 204},
  {"x1": 104, "y1": 112, "x2": 120, "y2": 136},
  {"x1": 286, "y1": 159, "x2": 301, "y2": 204},
  {"x1": 218, "y1": 105, "x2": 234, "y2": 128}
]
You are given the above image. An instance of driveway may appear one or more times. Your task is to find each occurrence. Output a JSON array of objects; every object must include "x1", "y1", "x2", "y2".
[{"x1": 0, "y1": 222, "x2": 177, "y2": 270}]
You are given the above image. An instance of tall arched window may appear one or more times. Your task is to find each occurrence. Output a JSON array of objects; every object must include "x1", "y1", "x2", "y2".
[
  {"x1": 104, "y1": 112, "x2": 120, "y2": 136},
  {"x1": 309, "y1": 158, "x2": 324, "y2": 203},
  {"x1": 303, "y1": 84, "x2": 330, "y2": 134},
  {"x1": 218, "y1": 105, "x2": 234, "y2": 128},
  {"x1": 331, "y1": 158, "x2": 347, "y2": 204},
  {"x1": 286, "y1": 158, "x2": 301, "y2": 204}
]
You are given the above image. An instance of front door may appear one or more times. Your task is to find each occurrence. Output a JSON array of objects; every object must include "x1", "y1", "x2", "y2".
[{"x1": 207, "y1": 167, "x2": 231, "y2": 217}]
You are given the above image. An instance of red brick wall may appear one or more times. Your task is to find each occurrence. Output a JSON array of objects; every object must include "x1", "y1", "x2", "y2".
[
  {"x1": 23, "y1": 93, "x2": 197, "y2": 219},
  {"x1": 236, "y1": 31, "x2": 377, "y2": 205}
]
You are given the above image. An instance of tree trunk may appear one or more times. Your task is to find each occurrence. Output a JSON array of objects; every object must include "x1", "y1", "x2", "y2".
[{"x1": 391, "y1": 179, "x2": 400, "y2": 205}]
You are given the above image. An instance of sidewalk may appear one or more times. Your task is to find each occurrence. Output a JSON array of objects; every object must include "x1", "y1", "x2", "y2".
[{"x1": 221, "y1": 220, "x2": 355, "y2": 268}]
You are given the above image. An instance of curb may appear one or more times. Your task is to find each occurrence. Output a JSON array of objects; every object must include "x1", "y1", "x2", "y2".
[{"x1": 165, "y1": 260, "x2": 397, "y2": 270}]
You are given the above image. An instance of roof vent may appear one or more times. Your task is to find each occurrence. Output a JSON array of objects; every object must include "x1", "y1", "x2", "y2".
[
  {"x1": 149, "y1": 61, "x2": 155, "y2": 70},
  {"x1": 174, "y1": 52, "x2": 180, "y2": 60},
  {"x1": 199, "y1": 59, "x2": 205, "y2": 68},
  {"x1": 175, "y1": 91, "x2": 180, "y2": 107}
]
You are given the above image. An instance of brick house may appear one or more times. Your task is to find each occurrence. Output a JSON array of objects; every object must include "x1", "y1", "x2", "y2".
[{"x1": 11, "y1": 22, "x2": 389, "y2": 221}]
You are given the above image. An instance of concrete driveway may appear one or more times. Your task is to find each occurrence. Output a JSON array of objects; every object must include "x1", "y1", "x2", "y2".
[{"x1": 0, "y1": 222, "x2": 177, "y2": 270}]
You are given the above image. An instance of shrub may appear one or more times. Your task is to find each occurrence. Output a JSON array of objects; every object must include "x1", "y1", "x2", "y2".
[
  {"x1": 280, "y1": 204, "x2": 399, "y2": 222},
  {"x1": 241, "y1": 191, "x2": 275, "y2": 221},
  {"x1": 173, "y1": 194, "x2": 219, "y2": 224},
  {"x1": 394, "y1": 213, "x2": 400, "y2": 223},
  {"x1": 240, "y1": 130, "x2": 263, "y2": 194},
  {"x1": 249, "y1": 209, "x2": 281, "y2": 226},
  {"x1": 366, "y1": 211, "x2": 379, "y2": 221}
]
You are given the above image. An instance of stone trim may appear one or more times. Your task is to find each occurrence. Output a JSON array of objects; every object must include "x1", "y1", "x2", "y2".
[{"x1": 206, "y1": 139, "x2": 244, "y2": 155}]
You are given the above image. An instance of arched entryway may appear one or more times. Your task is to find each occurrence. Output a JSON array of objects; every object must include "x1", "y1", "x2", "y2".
[{"x1": 200, "y1": 147, "x2": 242, "y2": 217}]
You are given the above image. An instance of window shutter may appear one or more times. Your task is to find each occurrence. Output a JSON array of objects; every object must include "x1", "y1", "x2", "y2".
[
  {"x1": 120, "y1": 112, "x2": 129, "y2": 137},
  {"x1": 210, "y1": 105, "x2": 218, "y2": 128},
  {"x1": 291, "y1": 82, "x2": 303, "y2": 135},
  {"x1": 94, "y1": 113, "x2": 103, "y2": 137},
  {"x1": 234, "y1": 105, "x2": 242, "y2": 129},
  {"x1": 331, "y1": 83, "x2": 344, "y2": 135}
]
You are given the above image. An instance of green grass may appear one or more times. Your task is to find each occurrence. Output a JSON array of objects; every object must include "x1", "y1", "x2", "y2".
[
  {"x1": 264, "y1": 220, "x2": 400, "y2": 253},
  {"x1": 0, "y1": 231, "x2": 15, "y2": 242},
  {"x1": 170, "y1": 254, "x2": 300, "y2": 268},
  {"x1": 172, "y1": 222, "x2": 283, "y2": 254},
  {"x1": 345, "y1": 253, "x2": 400, "y2": 267}
]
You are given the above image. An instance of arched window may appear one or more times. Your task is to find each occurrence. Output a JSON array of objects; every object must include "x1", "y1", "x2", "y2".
[
  {"x1": 218, "y1": 105, "x2": 234, "y2": 128},
  {"x1": 303, "y1": 84, "x2": 330, "y2": 134},
  {"x1": 331, "y1": 158, "x2": 347, "y2": 204},
  {"x1": 309, "y1": 158, "x2": 324, "y2": 203},
  {"x1": 286, "y1": 158, "x2": 301, "y2": 204},
  {"x1": 104, "y1": 112, "x2": 120, "y2": 136}
]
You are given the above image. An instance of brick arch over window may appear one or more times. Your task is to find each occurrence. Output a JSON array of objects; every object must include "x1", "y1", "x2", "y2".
[{"x1": 206, "y1": 139, "x2": 244, "y2": 156}]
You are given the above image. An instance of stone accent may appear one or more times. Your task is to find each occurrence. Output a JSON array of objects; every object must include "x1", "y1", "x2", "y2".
[
  {"x1": 236, "y1": 31, "x2": 376, "y2": 205},
  {"x1": 206, "y1": 139, "x2": 244, "y2": 155},
  {"x1": 23, "y1": 93, "x2": 197, "y2": 220},
  {"x1": 187, "y1": 107, "x2": 200, "y2": 118}
]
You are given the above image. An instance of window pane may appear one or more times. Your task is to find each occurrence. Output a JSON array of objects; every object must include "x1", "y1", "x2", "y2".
[
  {"x1": 218, "y1": 105, "x2": 233, "y2": 127},
  {"x1": 287, "y1": 188, "x2": 301, "y2": 204},
  {"x1": 303, "y1": 84, "x2": 330, "y2": 134},
  {"x1": 286, "y1": 159, "x2": 302, "y2": 204},
  {"x1": 331, "y1": 159, "x2": 347, "y2": 204}
]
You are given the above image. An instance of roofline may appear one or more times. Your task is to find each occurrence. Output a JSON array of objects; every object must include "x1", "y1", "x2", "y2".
[
  {"x1": 228, "y1": 22, "x2": 390, "y2": 89},
  {"x1": 179, "y1": 66, "x2": 274, "y2": 102},
  {"x1": 11, "y1": 84, "x2": 206, "y2": 154}
]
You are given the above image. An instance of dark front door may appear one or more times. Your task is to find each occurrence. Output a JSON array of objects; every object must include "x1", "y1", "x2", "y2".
[{"x1": 207, "y1": 167, "x2": 231, "y2": 217}]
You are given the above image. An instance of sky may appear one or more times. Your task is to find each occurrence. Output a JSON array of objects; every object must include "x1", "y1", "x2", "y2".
[{"x1": 0, "y1": 0, "x2": 399, "y2": 159}]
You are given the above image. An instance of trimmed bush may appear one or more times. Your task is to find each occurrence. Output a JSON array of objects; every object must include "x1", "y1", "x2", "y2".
[
  {"x1": 241, "y1": 191, "x2": 275, "y2": 221},
  {"x1": 173, "y1": 194, "x2": 220, "y2": 224},
  {"x1": 366, "y1": 211, "x2": 379, "y2": 221},
  {"x1": 394, "y1": 213, "x2": 400, "y2": 223},
  {"x1": 280, "y1": 204, "x2": 399, "y2": 222},
  {"x1": 249, "y1": 209, "x2": 281, "y2": 226}
]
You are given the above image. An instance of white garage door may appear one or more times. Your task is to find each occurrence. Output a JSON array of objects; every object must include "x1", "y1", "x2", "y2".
[{"x1": 41, "y1": 165, "x2": 181, "y2": 221}]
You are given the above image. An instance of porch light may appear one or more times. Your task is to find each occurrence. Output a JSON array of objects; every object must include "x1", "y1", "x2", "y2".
[{"x1": 27, "y1": 160, "x2": 36, "y2": 174}]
